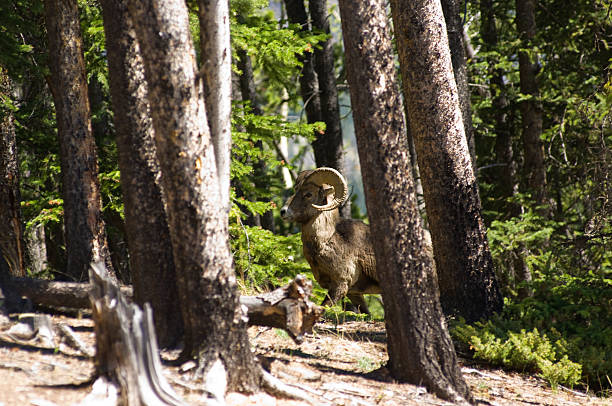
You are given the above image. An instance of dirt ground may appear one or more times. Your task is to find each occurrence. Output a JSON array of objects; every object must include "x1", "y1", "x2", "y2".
[{"x1": 0, "y1": 314, "x2": 609, "y2": 406}]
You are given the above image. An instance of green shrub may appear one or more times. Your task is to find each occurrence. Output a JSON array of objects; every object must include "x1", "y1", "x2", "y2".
[
  {"x1": 452, "y1": 322, "x2": 582, "y2": 388},
  {"x1": 229, "y1": 221, "x2": 311, "y2": 292}
]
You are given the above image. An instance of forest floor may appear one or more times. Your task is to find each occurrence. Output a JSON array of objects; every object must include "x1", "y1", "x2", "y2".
[{"x1": 0, "y1": 313, "x2": 609, "y2": 406}]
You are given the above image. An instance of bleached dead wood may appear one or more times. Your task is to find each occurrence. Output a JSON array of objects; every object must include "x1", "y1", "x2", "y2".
[
  {"x1": 0, "y1": 312, "x2": 94, "y2": 356},
  {"x1": 89, "y1": 261, "x2": 188, "y2": 406}
]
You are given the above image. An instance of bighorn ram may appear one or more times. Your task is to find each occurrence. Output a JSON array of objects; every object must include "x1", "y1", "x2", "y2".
[{"x1": 281, "y1": 167, "x2": 380, "y2": 314}]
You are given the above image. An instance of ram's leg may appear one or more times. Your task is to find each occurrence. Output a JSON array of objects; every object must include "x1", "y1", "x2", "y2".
[{"x1": 347, "y1": 294, "x2": 371, "y2": 315}]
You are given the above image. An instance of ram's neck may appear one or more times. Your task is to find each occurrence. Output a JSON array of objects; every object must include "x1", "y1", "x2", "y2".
[{"x1": 301, "y1": 209, "x2": 339, "y2": 247}]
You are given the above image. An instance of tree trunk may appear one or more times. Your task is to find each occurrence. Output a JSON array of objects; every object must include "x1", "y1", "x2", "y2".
[
  {"x1": 25, "y1": 224, "x2": 48, "y2": 275},
  {"x1": 236, "y1": 47, "x2": 275, "y2": 232},
  {"x1": 43, "y1": 0, "x2": 114, "y2": 282},
  {"x1": 100, "y1": 0, "x2": 183, "y2": 348},
  {"x1": 0, "y1": 68, "x2": 26, "y2": 277},
  {"x1": 284, "y1": 0, "x2": 350, "y2": 217},
  {"x1": 129, "y1": 0, "x2": 262, "y2": 392},
  {"x1": 309, "y1": 0, "x2": 350, "y2": 218},
  {"x1": 338, "y1": 1, "x2": 473, "y2": 403},
  {"x1": 198, "y1": 0, "x2": 232, "y2": 213},
  {"x1": 516, "y1": 0, "x2": 549, "y2": 213},
  {"x1": 283, "y1": 0, "x2": 322, "y2": 127},
  {"x1": 390, "y1": 0, "x2": 502, "y2": 323},
  {"x1": 440, "y1": 0, "x2": 476, "y2": 168},
  {"x1": 481, "y1": 0, "x2": 531, "y2": 298}
]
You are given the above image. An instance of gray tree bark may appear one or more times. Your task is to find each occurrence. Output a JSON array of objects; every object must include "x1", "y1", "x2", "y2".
[
  {"x1": 43, "y1": 0, "x2": 114, "y2": 282},
  {"x1": 440, "y1": 0, "x2": 476, "y2": 168},
  {"x1": 128, "y1": 0, "x2": 262, "y2": 392},
  {"x1": 390, "y1": 0, "x2": 502, "y2": 323},
  {"x1": 0, "y1": 68, "x2": 26, "y2": 277},
  {"x1": 198, "y1": 0, "x2": 232, "y2": 213},
  {"x1": 338, "y1": 0, "x2": 473, "y2": 403},
  {"x1": 100, "y1": 0, "x2": 183, "y2": 348}
]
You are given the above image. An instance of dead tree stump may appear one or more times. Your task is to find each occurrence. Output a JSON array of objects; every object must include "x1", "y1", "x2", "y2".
[{"x1": 89, "y1": 261, "x2": 187, "y2": 406}]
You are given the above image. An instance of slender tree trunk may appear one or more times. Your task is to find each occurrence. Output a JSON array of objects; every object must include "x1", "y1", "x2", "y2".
[
  {"x1": 391, "y1": 0, "x2": 502, "y2": 323},
  {"x1": 43, "y1": 0, "x2": 114, "y2": 281},
  {"x1": 338, "y1": 1, "x2": 473, "y2": 403},
  {"x1": 283, "y1": 0, "x2": 322, "y2": 127},
  {"x1": 129, "y1": 0, "x2": 262, "y2": 391},
  {"x1": 309, "y1": 0, "x2": 350, "y2": 218},
  {"x1": 284, "y1": 0, "x2": 350, "y2": 216},
  {"x1": 25, "y1": 224, "x2": 47, "y2": 275},
  {"x1": 235, "y1": 47, "x2": 275, "y2": 232},
  {"x1": 100, "y1": 0, "x2": 183, "y2": 348},
  {"x1": 0, "y1": 68, "x2": 26, "y2": 277},
  {"x1": 199, "y1": 0, "x2": 232, "y2": 213},
  {"x1": 440, "y1": 0, "x2": 476, "y2": 168},
  {"x1": 481, "y1": 0, "x2": 531, "y2": 298},
  {"x1": 516, "y1": 0, "x2": 549, "y2": 213}
]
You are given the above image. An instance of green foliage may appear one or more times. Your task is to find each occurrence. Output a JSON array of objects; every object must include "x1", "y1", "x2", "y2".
[
  {"x1": 451, "y1": 264, "x2": 612, "y2": 391},
  {"x1": 470, "y1": 198, "x2": 612, "y2": 392},
  {"x1": 99, "y1": 170, "x2": 123, "y2": 218},
  {"x1": 229, "y1": 220, "x2": 310, "y2": 291},
  {"x1": 453, "y1": 323, "x2": 582, "y2": 388},
  {"x1": 463, "y1": 0, "x2": 611, "y2": 393},
  {"x1": 230, "y1": 1, "x2": 327, "y2": 112}
]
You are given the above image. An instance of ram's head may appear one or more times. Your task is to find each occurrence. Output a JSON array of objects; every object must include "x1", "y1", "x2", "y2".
[{"x1": 281, "y1": 167, "x2": 348, "y2": 224}]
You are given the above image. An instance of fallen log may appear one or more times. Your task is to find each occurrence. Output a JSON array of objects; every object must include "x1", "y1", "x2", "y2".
[
  {"x1": 241, "y1": 274, "x2": 323, "y2": 343},
  {"x1": 9, "y1": 273, "x2": 323, "y2": 343},
  {"x1": 11, "y1": 277, "x2": 133, "y2": 309}
]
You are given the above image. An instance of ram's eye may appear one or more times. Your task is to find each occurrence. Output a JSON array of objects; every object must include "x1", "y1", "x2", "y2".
[{"x1": 303, "y1": 192, "x2": 312, "y2": 199}]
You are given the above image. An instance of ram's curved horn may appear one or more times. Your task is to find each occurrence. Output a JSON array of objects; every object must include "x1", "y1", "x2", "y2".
[{"x1": 306, "y1": 167, "x2": 348, "y2": 211}]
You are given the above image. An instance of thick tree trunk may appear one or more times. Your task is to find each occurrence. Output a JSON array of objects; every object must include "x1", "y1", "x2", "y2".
[
  {"x1": 0, "y1": 68, "x2": 26, "y2": 277},
  {"x1": 516, "y1": 0, "x2": 549, "y2": 213},
  {"x1": 440, "y1": 0, "x2": 476, "y2": 168},
  {"x1": 129, "y1": 0, "x2": 262, "y2": 392},
  {"x1": 43, "y1": 0, "x2": 114, "y2": 282},
  {"x1": 390, "y1": 0, "x2": 502, "y2": 323},
  {"x1": 199, "y1": 0, "x2": 232, "y2": 213},
  {"x1": 338, "y1": 1, "x2": 473, "y2": 403},
  {"x1": 100, "y1": 0, "x2": 183, "y2": 348}
]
